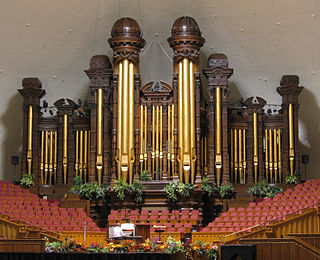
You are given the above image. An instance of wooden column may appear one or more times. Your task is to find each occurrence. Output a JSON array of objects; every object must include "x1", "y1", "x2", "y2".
[
  {"x1": 85, "y1": 55, "x2": 113, "y2": 184},
  {"x1": 203, "y1": 54, "x2": 233, "y2": 186},
  {"x1": 18, "y1": 78, "x2": 45, "y2": 185},
  {"x1": 277, "y1": 75, "x2": 303, "y2": 179}
]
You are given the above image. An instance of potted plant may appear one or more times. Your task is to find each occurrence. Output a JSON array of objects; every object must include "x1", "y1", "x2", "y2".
[
  {"x1": 248, "y1": 180, "x2": 283, "y2": 202},
  {"x1": 165, "y1": 181, "x2": 194, "y2": 202},
  {"x1": 139, "y1": 170, "x2": 152, "y2": 181},
  {"x1": 68, "y1": 176, "x2": 83, "y2": 198},
  {"x1": 214, "y1": 183, "x2": 235, "y2": 211},
  {"x1": 20, "y1": 173, "x2": 34, "y2": 188},
  {"x1": 79, "y1": 182, "x2": 110, "y2": 201},
  {"x1": 285, "y1": 172, "x2": 298, "y2": 185},
  {"x1": 201, "y1": 176, "x2": 216, "y2": 197},
  {"x1": 112, "y1": 179, "x2": 143, "y2": 203}
]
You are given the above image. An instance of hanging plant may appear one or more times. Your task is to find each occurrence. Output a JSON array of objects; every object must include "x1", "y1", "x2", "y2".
[
  {"x1": 79, "y1": 182, "x2": 110, "y2": 200},
  {"x1": 112, "y1": 179, "x2": 144, "y2": 203},
  {"x1": 165, "y1": 182, "x2": 194, "y2": 202}
]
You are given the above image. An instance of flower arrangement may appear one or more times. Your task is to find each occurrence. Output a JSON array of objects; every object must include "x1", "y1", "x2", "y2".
[
  {"x1": 190, "y1": 241, "x2": 219, "y2": 260},
  {"x1": 161, "y1": 237, "x2": 186, "y2": 254}
]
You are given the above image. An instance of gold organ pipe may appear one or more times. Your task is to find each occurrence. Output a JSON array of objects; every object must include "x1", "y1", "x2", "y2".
[
  {"x1": 288, "y1": 104, "x2": 294, "y2": 176},
  {"x1": 40, "y1": 131, "x2": 44, "y2": 185},
  {"x1": 269, "y1": 129, "x2": 273, "y2": 183},
  {"x1": 75, "y1": 131, "x2": 79, "y2": 176},
  {"x1": 190, "y1": 61, "x2": 196, "y2": 184},
  {"x1": 168, "y1": 105, "x2": 171, "y2": 178},
  {"x1": 273, "y1": 129, "x2": 278, "y2": 183},
  {"x1": 178, "y1": 61, "x2": 183, "y2": 182},
  {"x1": 44, "y1": 131, "x2": 48, "y2": 185},
  {"x1": 63, "y1": 114, "x2": 68, "y2": 184},
  {"x1": 97, "y1": 87, "x2": 103, "y2": 185},
  {"x1": 160, "y1": 106, "x2": 163, "y2": 178},
  {"x1": 54, "y1": 131, "x2": 57, "y2": 184},
  {"x1": 49, "y1": 131, "x2": 53, "y2": 185},
  {"x1": 116, "y1": 62, "x2": 123, "y2": 179},
  {"x1": 239, "y1": 129, "x2": 243, "y2": 183},
  {"x1": 265, "y1": 129, "x2": 269, "y2": 182},
  {"x1": 140, "y1": 105, "x2": 144, "y2": 173},
  {"x1": 156, "y1": 106, "x2": 159, "y2": 179},
  {"x1": 171, "y1": 104, "x2": 175, "y2": 177},
  {"x1": 79, "y1": 130, "x2": 83, "y2": 180},
  {"x1": 230, "y1": 130, "x2": 234, "y2": 181},
  {"x1": 128, "y1": 62, "x2": 134, "y2": 184},
  {"x1": 253, "y1": 113, "x2": 258, "y2": 182},
  {"x1": 183, "y1": 58, "x2": 191, "y2": 183},
  {"x1": 27, "y1": 106, "x2": 33, "y2": 175},
  {"x1": 152, "y1": 106, "x2": 155, "y2": 179},
  {"x1": 243, "y1": 129, "x2": 246, "y2": 184},
  {"x1": 278, "y1": 129, "x2": 282, "y2": 182},
  {"x1": 234, "y1": 129, "x2": 238, "y2": 183},
  {"x1": 144, "y1": 106, "x2": 147, "y2": 170},
  {"x1": 84, "y1": 130, "x2": 88, "y2": 183},
  {"x1": 215, "y1": 87, "x2": 222, "y2": 186}
]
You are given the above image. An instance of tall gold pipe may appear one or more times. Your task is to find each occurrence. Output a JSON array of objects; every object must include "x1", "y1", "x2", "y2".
[
  {"x1": 269, "y1": 129, "x2": 273, "y2": 183},
  {"x1": 190, "y1": 61, "x2": 196, "y2": 184},
  {"x1": 117, "y1": 62, "x2": 123, "y2": 179},
  {"x1": 40, "y1": 131, "x2": 44, "y2": 185},
  {"x1": 273, "y1": 129, "x2": 278, "y2": 183},
  {"x1": 171, "y1": 104, "x2": 175, "y2": 177},
  {"x1": 54, "y1": 131, "x2": 57, "y2": 184},
  {"x1": 49, "y1": 131, "x2": 53, "y2": 185},
  {"x1": 278, "y1": 129, "x2": 282, "y2": 182},
  {"x1": 253, "y1": 113, "x2": 258, "y2": 182},
  {"x1": 239, "y1": 129, "x2": 243, "y2": 183},
  {"x1": 79, "y1": 130, "x2": 84, "y2": 179},
  {"x1": 75, "y1": 131, "x2": 79, "y2": 176},
  {"x1": 288, "y1": 104, "x2": 294, "y2": 175},
  {"x1": 63, "y1": 114, "x2": 68, "y2": 184},
  {"x1": 97, "y1": 87, "x2": 103, "y2": 185},
  {"x1": 160, "y1": 106, "x2": 163, "y2": 179},
  {"x1": 265, "y1": 129, "x2": 269, "y2": 182},
  {"x1": 156, "y1": 106, "x2": 160, "y2": 179},
  {"x1": 168, "y1": 105, "x2": 171, "y2": 178},
  {"x1": 44, "y1": 131, "x2": 48, "y2": 185},
  {"x1": 215, "y1": 87, "x2": 222, "y2": 186},
  {"x1": 183, "y1": 58, "x2": 191, "y2": 183},
  {"x1": 234, "y1": 129, "x2": 238, "y2": 183},
  {"x1": 27, "y1": 106, "x2": 33, "y2": 175},
  {"x1": 230, "y1": 130, "x2": 234, "y2": 181},
  {"x1": 128, "y1": 62, "x2": 134, "y2": 184},
  {"x1": 84, "y1": 130, "x2": 88, "y2": 183},
  {"x1": 243, "y1": 129, "x2": 246, "y2": 184},
  {"x1": 144, "y1": 106, "x2": 147, "y2": 170},
  {"x1": 140, "y1": 105, "x2": 144, "y2": 173},
  {"x1": 204, "y1": 137, "x2": 207, "y2": 175},
  {"x1": 120, "y1": 59, "x2": 129, "y2": 182},
  {"x1": 152, "y1": 106, "x2": 155, "y2": 179},
  {"x1": 178, "y1": 61, "x2": 183, "y2": 182}
]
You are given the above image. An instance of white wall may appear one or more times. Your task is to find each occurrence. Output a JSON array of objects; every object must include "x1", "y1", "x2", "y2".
[{"x1": 0, "y1": 0, "x2": 319, "y2": 180}]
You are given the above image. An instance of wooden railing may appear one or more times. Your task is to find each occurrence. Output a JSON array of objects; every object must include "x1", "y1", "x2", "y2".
[{"x1": 192, "y1": 204, "x2": 320, "y2": 244}]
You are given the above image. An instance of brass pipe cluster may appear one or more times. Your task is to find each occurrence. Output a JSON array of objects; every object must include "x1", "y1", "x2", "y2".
[
  {"x1": 75, "y1": 130, "x2": 90, "y2": 183},
  {"x1": 116, "y1": 59, "x2": 135, "y2": 183},
  {"x1": 27, "y1": 106, "x2": 33, "y2": 175},
  {"x1": 264, "y1": 128, "x2": 282, "y2": 183},
  {"x1": 40, "y1": 130, "x2": 57, "y2": 185},
  {"x1": 230, "y1": 129, "x2": 247, "y2": 184},
  {"x1": 140, "y1": 105, "x2": 148, "y2": 173},
  {"x1": 215, "y1": 87, "x2": 222, "y2": 186},
  {"x1": 96, "y1": 88, "x2": 103, "y2": 185},
  {"x1": 288, "y1": 104, "x2": 295, "y2": 176},
  {"x1": 177, "y1": 58, "x2": 196, "y2": 183},
  {"x1": 167, "y1": 104, "x2": 175, "y2": 178},
  {"x1": 151, "y1": 105, "x2": 164, "y2": 179}
]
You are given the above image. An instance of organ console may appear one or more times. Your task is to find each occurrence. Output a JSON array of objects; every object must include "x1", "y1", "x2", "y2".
[{"x1": 18, "y1": 17, "x2": 303, "y2": 188}]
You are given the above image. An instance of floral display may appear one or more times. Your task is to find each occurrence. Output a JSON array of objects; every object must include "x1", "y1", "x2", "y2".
[{"x1": 45, "y1": 237, "x2": 219, "y2": 259}]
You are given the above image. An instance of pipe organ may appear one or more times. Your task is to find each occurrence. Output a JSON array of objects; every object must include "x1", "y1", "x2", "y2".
[{"x1": 18, "y1": 17, "x2": 303, "y2": 188}]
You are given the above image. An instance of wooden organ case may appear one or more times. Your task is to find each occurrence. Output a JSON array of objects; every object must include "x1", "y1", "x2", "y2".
[{"x1": 18, "y1": 17, "x2": 303, "y2": 194}]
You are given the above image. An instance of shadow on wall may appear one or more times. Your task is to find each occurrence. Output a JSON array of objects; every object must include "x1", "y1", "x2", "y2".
[
  {"x1": 298, "y1": 87, "x2": 320, "y2": 180},
  {"x1": 0, "y1": 93, "x2": 23, "y2": 181}
]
